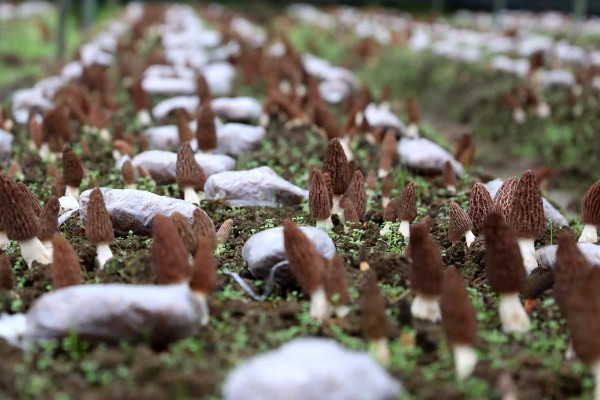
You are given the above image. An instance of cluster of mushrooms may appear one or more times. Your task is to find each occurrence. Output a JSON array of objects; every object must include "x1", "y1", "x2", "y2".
[{"x1": 0, "y1": 2, "x2": 600, "y2": 399}]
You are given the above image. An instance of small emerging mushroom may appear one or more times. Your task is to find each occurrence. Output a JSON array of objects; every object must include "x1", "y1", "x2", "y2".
[
  {"x1": 398, "y1": 182, "x2": 417, "y2": 240},
  {"x1": 507, "y1": 171, "x2": 545, "y2": 274},
  {"x1": 309, "y1": 169, "x2": 333, "y2": 229},
  {"x1": 361, "y1": 270, "x2": 391, "y2": 365},
  {"x1": 409, "y1": 222, "x2": 444, "y2": 322},
  {"x1": 340, "y1": 197, "x2": 359, "y2": 232},
  {"x1": 152, "y1": 214, "x2": 191, "y2": 285},
  {"x1": 283, "y1": 219, "x2": 329, "y2": 322},
  {"x1": 51, "y1": 233, "x2": 82, "y2": 289},
  {"x1": 325, "y1": 253, "x2": 351, "y2": 318},
  {"x1": 121, "y1": 160, "x2": 136, "y2": 189},
  {"x1": 448, "y1": 201, "x2": 475, "y2": 247},
  {"x1": 176, "y1": 142, "x2": 206, "y2": 204},
  {"x1": 366, "y1": 169, "x2": 376, "y2": 198},
  {"x1": 190, "y1": 238, "x2": 218, "y2": 326},
  {"x1": 323, "y1": 138, "x2": 349, "y2": 214},
  {"x1": 38, "y1": 196, "x2": 59, "y2": 257},
  {"x1": 359, "y1": 244, "x2": 370, "y2": 271},
  {"x1": 441, "y1": 266, "x2": 478, "y2": 380},
  {"x1": 216, "y1": 219, "x2": 234, "y2": 245},
  {"x1": 380, "y1": 198, "x2": 398, "y2": 237},
  {"x1": 443, "y1": 161, "x2": 457, "y2": 194},
  {"x1": 0, "y1": 175, "x2": 49, "y2": 267},
  {"x1": 484, "y1": 211, "x2": 530, "y2": 333},
  {"x1": 62, "y1": 145, "x2": 85, "y2": 201},
  {"x1": 381, "y1": 174, "x2": 392, "y2": 208},
  {"x1": 343, "y1": 170, "x2": 367, "y2": 220},
  {"x1": 406, "y1": 97, "x2": 420, "y2": 138},
  {"x1": 197, "y1": 105, "x2": 217, "y2": 153},
  {"x1": 378, "y1": 130, "x2": 396, "y2": 178},
  {"x1": 85, "y1": 188, "x2": 114, "y2": 269},
  {"x1": 579, "y1": 180, "x2": 600, "y2": 244}
]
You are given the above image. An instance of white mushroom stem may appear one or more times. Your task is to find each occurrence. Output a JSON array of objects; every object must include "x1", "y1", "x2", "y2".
[
  {"x1": 0, "y1": 231, "x2": 8, "y2": 250},
  {"x1": 407, "y1": 123, "x2": 419, "y2": 138},
  {"x1": 339, "y1": 136, "x2": 354, "y2": 161},
  {"x1": 446, "y1": 185, "x2": 456, "y2": 194},
  {"x1": 194, "y1": 291, "x2": 210, "y2": 326},
  {"x1": 259, "y1": 113, "x2": 270, "y2": 127},
  {"x1": 377, "y1": 168, "x2": 389, "y2": 179},
  {"x1": 331, "y1": 195, "x2": 342, "y2": 215},
  {"x1": 19, "y1": 237, "x2": 50, "y2": 268},
  {"x1": 579, "y1": 224, "x2": 598, "y2": 244},
  {"x1": 309, "y1": 287, "x2": 330, "y2": 323},
  {"x1": 316, "y1": 217, "x2": 334, "y2": 230},
  {"x1": 137, "y1": 109, "x2": 152, "y2": 127},
  {"x1": 335, "y1": 305, "x2": 351, "y2": 319},
  {"x1": 411, "y1": 294, "x2": 441, "y2": 322},
  {"x1": 370, "y1": 338, "x2": 391, "y2": 366},
  {"x1": 3, "y1": 119, "x2": 13, "y2": 131},
  {"x1": 96, "y1": 243, "x2": 113, "y2": 270},
  {"x1": 592, "y1": 360, "x2": 600, "y2": 400},
  {"x1": 112, "y1": 150, "x2": 123, "y2": 162},
  {"x1": 360, "y1": 261, "x2": 370, "y2": 271},
  {"x1": 183, "y1": 187, "x2": 201, "y2": 204},
  {"x1": 517, "y1": 238, "x2": 538, "y2": 275},
  {"x1": 381, "y1": 196, "x2": 390, "y2": 208},
  {"x1": 536, "y1": 102, "x2": 551, "y2": 118},
  {"x1": 380, "y1": 221, "x2": 393, "y2": 237},
  {"x1": 512, "y1": 108, "x2": 526, "y2": 124},
  {"x1": 41, "y1": 239, "x2": 53, "y2": 260},
  {"x1": 399, "y1": 220, "x2": 410, "y2": 240},
  {"x1": 498, "y1": 293, "x2": 530, "y2": 333},
  {"x1": 453, "y1": 345, "x2": 478, "y2": 380},
  {"x1": 125, "y1": 184, "x2": 136, "y2": 189},
  {"x1": 99, "y1": 128, "x2": 110, "y2": 141},
  {"x1": 65, "y1": 185, "x2": 80, "y2": 201},
  {"x1": 38, "y1": 143, "x2": 50, "y2": 159},
  {"x1": 565, "y1": 340, "x2": 575, "y2": 360},
  {"x1": 465, "y1": 230, "x2": 476, "y2": 247}
]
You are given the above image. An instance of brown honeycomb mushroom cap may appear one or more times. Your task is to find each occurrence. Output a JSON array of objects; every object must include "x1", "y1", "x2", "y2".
[
  {"x1": 440, "y1": 266, "x2": 477, "y2": 347},
  {"x1": 62, "y1": 145, "x2": 85, "y2": 187},
  {"x1": 507, "y1": 171, "x2": 546, "y2": 239},
  {"x1": 85, "y1": 188, "x2": 114, "y2": 245},
  {"x1": 323, "y1": 138, "x2": 349, "y2": 196},
  {"x1": 176, "y1": 142, "x2": 206, "y2": 191},
  {"x1": 398, "y1": 182, "x2": 417, "y2": 222},
  {"x1": 0, "y1": 174, "x2": 40, "y2": 240},
  {"x1": 309, "y1": 170, "x2": 332, "y2": 220},
  {"x1": 448, "y1": 201, "x2": 473, "y2": 243},
  {"x1": 468, "y1": 183, "x2": 494, "y2": 235},
  {"x1": 582, "y1": 180, "x2": 600, "y2": 226},
  {"x1": 283, "y1": 219, "x2": 325, "y2": 294},
  {"x1": 408, "y1": 222, "x2": 444, "y2": 297}
]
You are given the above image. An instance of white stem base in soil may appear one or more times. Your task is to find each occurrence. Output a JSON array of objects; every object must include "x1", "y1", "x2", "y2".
[
  {"x1": 184, "y1": 187, "x2": 200, "y2": 204},
  {"x1": 334, "y1": 305, "x2": 351, "y2": 319},
  {"x1": 380, "y1": 221, "x2": 393, "y2": 237},
  {"x1": 381, "y1": 196, "x2": 390, "y2": 208},
  {"x1": 99, "y1": 128, "x2": 110, "y2": 141},
  {"x1": 96, "y1": 243, "x2": 113, "y2": 270},
  {"x1": 59, "y1": 195, "x2": 80, "y2": 212},
  {"x1": 446, "y1": 185, "x2": 456, "y2": 194},
  {"x1": 399, "y1": 220, "x2": 410, "y2": 240},
  {"x1": 499, "y1": 293, "x2": 530, "y2": 333},
  {"x1": 112, "y1": 149, "x2": 123, "y2": 161},
  {"x1": 41, "y1": 239, "x2": 53, "y2": 260},
  {"x1": 411, "y1": 294, "x2": 441, "y2": 322},
  {"x1": 259, "y1": 113, "x2": 270, "y2": 127},
  {"x1": 465, "y1": 230, "x2": 476, "y2": 247},
  {"x1": 536, "y1": 102, "x2": 551, "y2": 119},
  {"x1": 579, "y1": 224, "x2": 598, "y2": 244},
  {"x1": 19, "y1": 237, "x2": 50, "y2": 268},
  {"x1": 360, "y1": 261, "x2": 370, "y2": 271},
  {"x1": 137, "y1": 110, "x2": 152, "y2": 127},
  {"x1": 513, "y1": 108, "x2": 526, "y2": 124},
  {"x1": 194, "y1": 292, "x2": 210, "y2": 326},
  {"x1": 407, "y1": 123, "x2": 419, "y2": 138},
  {"x1": 331, "y1": 195, "x2": 342, "y2": 215},
  {"x1": 377, "y1": 168, "x2": 389, "y2": 179},
  {"x1": 565, "y1": 340, "x2": 575, "y2": 360},
  {"x1": 65, "y1": 185, "x2": 80, "y2": 201},
  {"x1": 370, "y1": 338, "x2": 391, "y2": 366},
  {"x1": 518, "y1": 238, "x2": 538, "y2": 275},
  {"x1": 316, "y1": 217, "x2": 334, "y2": 230},
  {"x1": 593, "y1": 361, "x2": 600, "y2": 400},
  {"x1": 340, "y1": 136, "x2": 354, "y2": 161},
  {"x1": 453, "y1": 345, "x2": 478, "y2": 380},
  {"x1": 309, "y1": 287, "x2": 330, "y2": 323},
  {"x1": 3, "y1": 119, "x2": 13, "y2": 132},
  {"x1": 0, "y1": 231, "x2": 8, "y2": 250},
  {"x1": 38, "y1": 143, "x2": 50, "y2": 160}
]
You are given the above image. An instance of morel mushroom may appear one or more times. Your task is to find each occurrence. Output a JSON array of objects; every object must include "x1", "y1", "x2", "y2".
[
  {"x1": 62, "y1": 145, "x2": 85, "y2": 200},
  {"x1": 85, "y1": 188, "x2": 114, "y2": 269},
  {"x1": 0, "y1": 174, "x2": 49, "y2": 267},
  {"x1": 151, "y1": 214, "x2": 192, "y2": 285},
  {"x1": 484, "y1": 211, "x2": 529, "y2": 333},
  {"x1": 443, "y1": 161, "x2": 457, "y2": 194},
  {"x1": 381, "y1": 173, "x2": 392, "y2": 208},
  {"x1": 343, "y1": 170, "x2": 366, "y2": 220},
  {"x1": 176, "y1": 142, "x2": 206, "y2": 204},
  {"x1": 197, "y1": 105, "x2": 217, "y2": 153},
  {"x1": 380, "y1": 198, "x2": 399, "y2": 237},
  {"x1": 323, "y1": 138, "x2": 349, "y2": 214},
  {"x1": 0, "y1": 254, "x2": 14, "y2": 291},
  {"x1": 361, "y1": 270, "x2": 391, "y2": 365},
  {"x1": 172, "y1": 212, "x2": 198, "y2": 255},
  {"x1": 283, "y1": 219, "x2": 329, "y2": 322},
  {"x1": 468, "y1": 183, "x2": 493, "y2": 235},
  {"x1": 193, "y1": 208, "x2": 218, "y2": 251},
  {"x1": 309, "y1": 169, "x2": 332, "y2": 229},
  {"x1": 398, "y1": 182, "x2": 417, "y2": 239},
  {"x1": 448, "y1": 201, "x2": 475, "y2": 247},
  {"x1": 507, "y1": 171, "x2": 545, "y2": 274},
  {"x1": 52, "y1": 233, "x2": 82, "y2": 289},
  {"x1": 407, "y1": 97, "x2": 420, "y2": 138},
  {"x1": 493, "y1": 176, "x2": 518, "y2": 219},
  {"x1": 359, "y1": 244, "x2": 370, "y2": 271},
  {"x1": 378, "y1": 130, "x2": 396, "y2": 178},
  {"x1": 441, "y1": 267, "x2": 478, "y2": 380},
  {"x1": 579, "y1": 180, "x2": 600, "y2": 244},
  {"x1": 121, "y1": 160, "x2": 136, "y2": 189},
  {"x1": 216, "y1": 219, "x2": 234, "y2": 245},
  {"x1": 325, "y1": 253, "x2": 351, "y2": 318},
  {"x1": 38, "y1": 196, "x2": 59, "y2": 257},
  {"x1": 190, "y1": 238, "x2": 218, "y2": 326}
]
